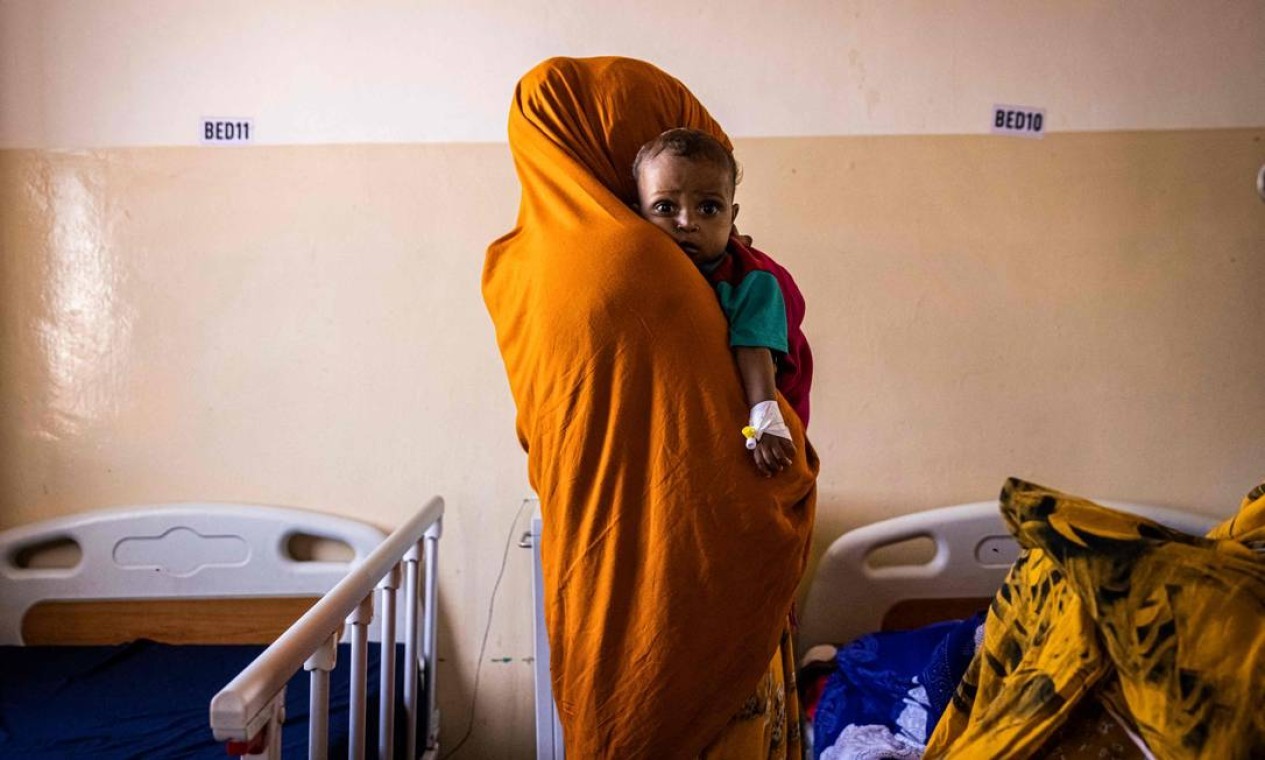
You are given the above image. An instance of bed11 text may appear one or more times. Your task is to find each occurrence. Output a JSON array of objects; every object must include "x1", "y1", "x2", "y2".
[{"x1": 202, "y1": 119, "x2": 253, "y2": 144}]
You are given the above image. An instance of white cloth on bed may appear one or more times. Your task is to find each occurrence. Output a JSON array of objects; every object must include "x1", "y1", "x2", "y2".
[
  {"x1": 819, "y1": 723, "x2": 924, "y2": 760},
  {"x1": 894, "y1": 682, "x2": 930, "y2": 743}
]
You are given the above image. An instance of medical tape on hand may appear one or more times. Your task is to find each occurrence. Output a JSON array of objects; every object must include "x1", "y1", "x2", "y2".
[{"x1": 741, "y1": 400, "x2": 792, "y2": 450}]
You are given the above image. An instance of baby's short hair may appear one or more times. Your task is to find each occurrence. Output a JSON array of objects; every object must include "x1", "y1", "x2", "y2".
[{"x1": 633, "y1": 128, "x2": 741, "y2": 190}]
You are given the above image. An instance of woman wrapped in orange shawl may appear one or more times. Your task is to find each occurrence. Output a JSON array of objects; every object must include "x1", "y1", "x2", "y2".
[{"x1": 483, "y1": 57, "x2": 817, "y2": 757}]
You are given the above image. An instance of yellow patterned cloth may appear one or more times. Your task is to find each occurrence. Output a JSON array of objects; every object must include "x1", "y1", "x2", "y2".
[
  {"x1": 926, "y1": 478, "x2": 1265, "y2": 759},
  {"x1": 699, "y1": 621, "x2": 803, "y2": 760}
]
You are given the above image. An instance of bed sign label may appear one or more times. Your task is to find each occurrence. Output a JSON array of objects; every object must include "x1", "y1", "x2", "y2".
[
  {"x1": 991, "y1": 105, "x2": 1045, "y2": 138},
  {"x1": 201, "y1": 118, "x2": 253, "y2": 144}
]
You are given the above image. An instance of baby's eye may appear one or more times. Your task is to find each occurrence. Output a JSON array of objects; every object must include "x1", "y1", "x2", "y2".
[
  {"x1": 651, "y1": 201, "x2": 675, "y2": 215},
  {"x1": 699, "y1": 201, "x2": 723, "y2": 216}
]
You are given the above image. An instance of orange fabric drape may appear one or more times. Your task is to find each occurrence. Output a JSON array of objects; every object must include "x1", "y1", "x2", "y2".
[{"x1": 483, "y1": 57, "x2": 817, "y2": 758}]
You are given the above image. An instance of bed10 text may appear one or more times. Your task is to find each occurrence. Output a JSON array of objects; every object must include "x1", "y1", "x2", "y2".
[{"x1": 990, "y1": 105, "x2": 1045, "y2": 139}]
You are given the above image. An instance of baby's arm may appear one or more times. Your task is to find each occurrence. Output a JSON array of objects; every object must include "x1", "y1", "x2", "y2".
[{"x1": 734, "y1": 347, "x2": 796, "y2": 476}]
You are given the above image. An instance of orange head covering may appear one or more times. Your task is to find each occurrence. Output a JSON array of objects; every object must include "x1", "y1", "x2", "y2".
[{"x1": 484, "y1": 56, "x2": 816, "y2": 758}]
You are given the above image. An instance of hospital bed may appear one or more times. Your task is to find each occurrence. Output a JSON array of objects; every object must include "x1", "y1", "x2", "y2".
[
  {"x1": 0, "y1": 497, "x2": 444, "y2": 759},
  {"x1": 797, "y1": 498, "x2": 1215, "y2": 652},
  {"x1": 796, "y1": 497, "x2": 1218, "y2": 759}
]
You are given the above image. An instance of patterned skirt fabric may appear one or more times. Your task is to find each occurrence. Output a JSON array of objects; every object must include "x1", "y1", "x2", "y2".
[
  {"x1": 926, "y1": 477, "x2": 1265, "y2": 759},
  {"x1": 699, "y1": 620, "x2": 803, "y2": 760}
]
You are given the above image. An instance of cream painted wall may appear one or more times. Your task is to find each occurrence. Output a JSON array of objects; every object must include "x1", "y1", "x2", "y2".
[
  {"x1": 0, "y1": 143, "x2": 542, "y2": 754},
  {"x1": 4, "y1": 130, "x2": 1263, "y2": 758},
  {"x1": 3, "y1": 2, "x2": 1265, "y2": 758},
  {"x1": 3, "y1": 0, "x2": 1264, "y2": 147}
]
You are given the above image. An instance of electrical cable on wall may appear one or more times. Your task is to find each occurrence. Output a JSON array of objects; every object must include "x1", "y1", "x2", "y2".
[{"x1": 441, "y1": 498, "x2": 531, "y2": 759}]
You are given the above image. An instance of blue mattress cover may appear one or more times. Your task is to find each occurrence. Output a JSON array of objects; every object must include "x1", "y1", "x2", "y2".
[{"x1": 0, "y1": 640, "x2": 413, "y2": 759}]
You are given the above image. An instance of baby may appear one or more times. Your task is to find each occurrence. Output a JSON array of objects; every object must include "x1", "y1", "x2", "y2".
[{"x1": 633, "y1": 128, "x2": 813, "y2": 476}]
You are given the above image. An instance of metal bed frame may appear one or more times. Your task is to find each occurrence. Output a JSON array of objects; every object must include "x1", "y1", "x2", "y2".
[{"x1": 211, "y1": 496, "x2": 445, "y2": 760}]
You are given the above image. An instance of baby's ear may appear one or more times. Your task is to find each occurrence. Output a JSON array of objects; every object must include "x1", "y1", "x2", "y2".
[{"x1": 731, "y1": 203, "x2": 740, "y2": 223}]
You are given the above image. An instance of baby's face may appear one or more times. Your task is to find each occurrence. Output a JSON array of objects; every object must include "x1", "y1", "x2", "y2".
[{"x1": 635, "y1": 153, "x2": 737, "y2": 266}]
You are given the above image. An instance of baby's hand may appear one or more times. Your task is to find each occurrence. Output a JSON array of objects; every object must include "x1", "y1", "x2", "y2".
[{"x1": 753, "y1": 434, "x2": 795, "y2": 477}]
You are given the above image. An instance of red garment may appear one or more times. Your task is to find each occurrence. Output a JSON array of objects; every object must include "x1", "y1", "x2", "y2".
[{"x1": 706, "y1": 236, "x2": 814, "y2": 428}]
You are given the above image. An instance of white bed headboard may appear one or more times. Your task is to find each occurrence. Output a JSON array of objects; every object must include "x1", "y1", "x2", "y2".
[
  {"x1": 0, "y1": 503, "x2": 386, "y2": 645},
  {"x1": 797, "y1": 499, "x2": 1218, "y2": 653}
]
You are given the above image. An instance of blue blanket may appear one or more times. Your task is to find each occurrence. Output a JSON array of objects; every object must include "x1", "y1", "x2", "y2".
[{"x1": 813, "y1": 612, "x2": 984, "y2": 758}]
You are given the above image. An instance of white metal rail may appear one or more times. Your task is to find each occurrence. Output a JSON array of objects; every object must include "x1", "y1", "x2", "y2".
[{"x1": 210, "y1": 497, "x2": 444, "y2": 759}]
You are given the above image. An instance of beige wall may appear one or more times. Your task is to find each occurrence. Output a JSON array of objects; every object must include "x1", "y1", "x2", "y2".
[
  {"x1": 3, "y1": 2, "x2": 1264, "y2": 757},
  {"x1": 4, "y1": 0, "x2": 1264, "y2": 147},
  {"x1": 4, "y1": 128, "x2": 1264, "y2": 756}
]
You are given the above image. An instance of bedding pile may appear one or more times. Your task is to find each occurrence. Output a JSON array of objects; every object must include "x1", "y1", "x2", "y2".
[
  {"x1": 807, "y1": 613, "x2": 985, "y2": 759},
  {"x1": 927, "y1": 478, "x2": 1265, "y2": 759}
]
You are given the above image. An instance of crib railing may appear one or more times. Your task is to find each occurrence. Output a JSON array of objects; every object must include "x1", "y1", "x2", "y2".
[{"x1": 210, "y1": 497, "x2": 444, "y2": 760}]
